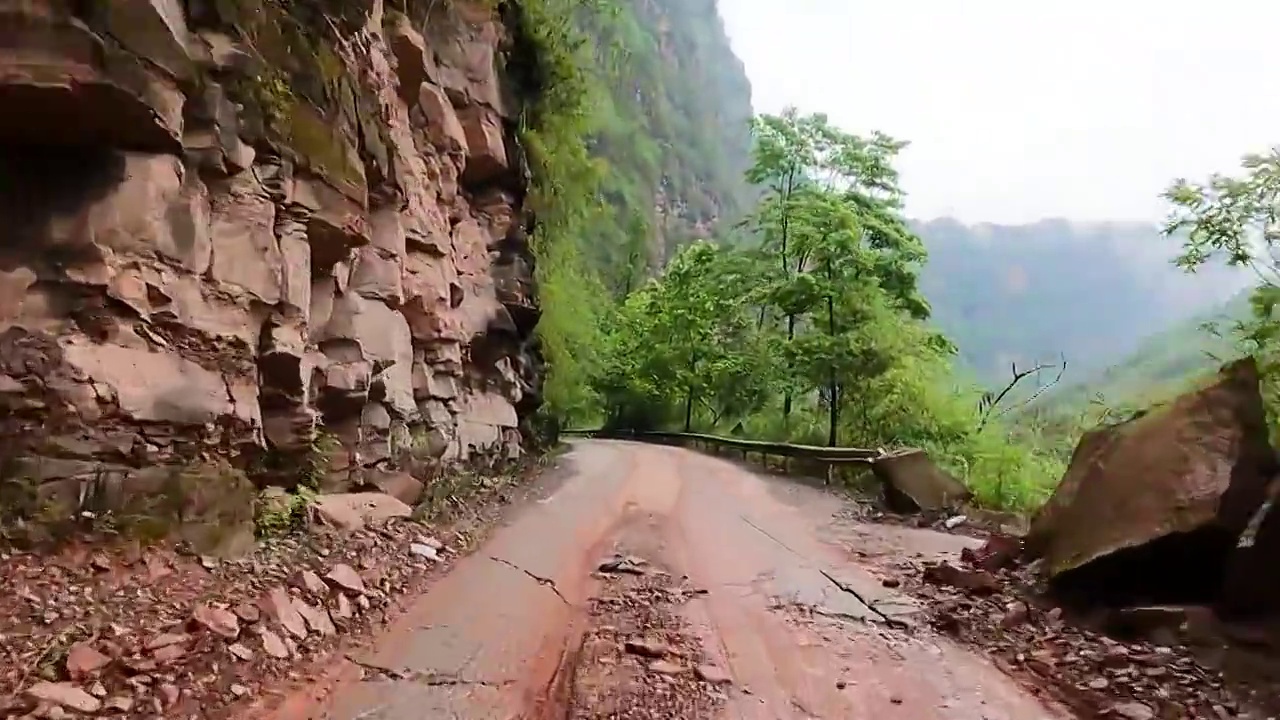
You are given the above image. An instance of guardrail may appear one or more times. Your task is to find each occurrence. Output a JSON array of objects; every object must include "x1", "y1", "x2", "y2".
[
  {"x1": 562, "y1": 428, "x2": 896, "y2": 465},
  {"x1": 565, "y1": 429, "x2": 974, "y2": 514}
]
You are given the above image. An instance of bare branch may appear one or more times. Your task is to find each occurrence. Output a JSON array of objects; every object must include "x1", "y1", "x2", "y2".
[{"x1": 977, "y1": 354, "x2": 1067, "y2": 430}]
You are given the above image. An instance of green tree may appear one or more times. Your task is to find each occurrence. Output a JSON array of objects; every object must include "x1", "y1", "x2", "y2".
[
  {"x1": 746, "y1": 109, "x2": 931, "y2": 444},
  {"x1": 1164, "y1": 148, "x2": 1280, "y2": 419}
]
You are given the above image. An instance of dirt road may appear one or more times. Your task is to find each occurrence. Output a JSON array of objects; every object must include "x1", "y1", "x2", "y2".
[{"x1": 298, "y1": 440, "x2": 1063, "y2": 719}]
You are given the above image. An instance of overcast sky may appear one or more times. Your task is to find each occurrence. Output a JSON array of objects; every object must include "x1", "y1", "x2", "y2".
[{"x1": 717, "y1": 0, "x2": 1280, "y2": 224}]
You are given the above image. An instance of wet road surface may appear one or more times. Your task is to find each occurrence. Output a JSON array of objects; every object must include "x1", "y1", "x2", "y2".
[{"x1": 303, "y1": 440, "x2": 1064, "y2": 719}]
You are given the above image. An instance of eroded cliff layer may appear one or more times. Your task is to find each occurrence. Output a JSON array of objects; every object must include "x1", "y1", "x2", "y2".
[{"x1": 0, "y1": 0, "x2": 542, "y2": 549}]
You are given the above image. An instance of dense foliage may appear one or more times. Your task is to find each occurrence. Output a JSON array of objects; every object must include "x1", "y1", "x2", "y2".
[
  {"x1": 515, "y1": 0, "x2": 753, "y2": 432},
  {"x1": 594, "y1": 110, "x2": 1064, "y2": 510},
  {"x1": 1160, "y1": 148, "x2": 1280, "y2": 429}
]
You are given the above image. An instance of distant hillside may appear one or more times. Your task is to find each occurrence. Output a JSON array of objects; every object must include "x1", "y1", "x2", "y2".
[
  {"x1": 914, "y1": 218, "x2": 1248, "y2": 385},
  {"x1": 1044, "y1": 291, "x2": 1250, "y2": 412}
]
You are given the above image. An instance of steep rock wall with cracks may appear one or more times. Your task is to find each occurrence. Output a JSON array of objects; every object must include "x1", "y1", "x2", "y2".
[{"x1": 0, "y1": 0, "x2": 543, "y2": 552}]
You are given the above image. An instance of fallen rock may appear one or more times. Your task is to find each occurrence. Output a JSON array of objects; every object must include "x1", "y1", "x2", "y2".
[
  {"x1": 695, "y1": 664, "x2": 733, "y2": 685},
  {"x1": 922, "y1": 562, "x2": 1001, "y2": 595},
  {"x1": 291, "y1": 569, "x2": 329, "y2": 596},
  {"x1": 65, "y1": 642, "x2": 111, "y2": 679},
  {"x1": 259, "y1": 587, "x2": 308, "y2": 640},
  {"x1": 961, "y1": 533, "x2": 1021, "y2": 572},
  {"x1": 326, "y1": 564, "x2": 366, "y2": 595},
  {"x1": 192, "y1": 603, "x2": 240, "y2": 639},
  {"x1": 1108, "y1": 701, "x2": 1155, "y2": 720},
  {"x1": 228, "y1": 643, "x2": 253, "y2": 661},
  {"x1": 871, "y1": 449, "x2": 972, "y2": 513},
  {"x1": 648, "y1": 659, "x2": 686, "y2": 675},
  {"x1": 1026, "y1": 359, "x2": 1277, "y2": 603},
  {"x1": 295, "y1": 599, "x2": 336, "y2": 636},
  {"x1": 313, "y1": 493, "x2": 412, "y2": 532},
  {"x1": 24, "y1": 682, "x2": 101, "y2": 714},
  {"x1": 105, "y1": 696, "x2": 134, "y2": 712},
  {"x1": 623, "y1": 637, "x2": 670, "y2": 659},
  {"x1": 152, "y1": 643, "x2": 187, "y2": 665},
  {"x1": 232, "y1": 602, "x2": 261, "y2": 624},
  {"x1": 369, "y1": 470, "x2": 426, "y2": 506},
  {"x1": 598, "y1": 555, "x2": 647, "y2": 576},
  {"x1": 260, "y1": 629, "x2": 290, "y2": 659},
  {"x1": 333, "y1": 593, "x2": 353, "y2": 620},
  {"x1": 145, "y1": 632, "x2": 190, "y2": 651},
  {"x1": 410, "y1": 542, "x2": 439, "y2": 561}
]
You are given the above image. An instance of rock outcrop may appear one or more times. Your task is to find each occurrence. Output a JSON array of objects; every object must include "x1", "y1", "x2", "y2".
[
  {"x1": 1026, "y1": 359, "x2": 1277, "y2": 606},
  {"x1": 0, "y1": 0, "x2": 543, "y2": 549}
]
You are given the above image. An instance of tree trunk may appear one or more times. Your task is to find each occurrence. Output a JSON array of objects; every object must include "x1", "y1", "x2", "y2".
[
  {"x1": 779, "y1": 319, "x2": 792, "y2": 431},
  {"x1": 684, "y1": 387, "x2": 694, "y2": 433},
  {"x1": 826, "y1": 258, "x2": 838, "y2": 447},
  {"x1": 778, "y1": 169, "x2": 795, "y2": 430}
]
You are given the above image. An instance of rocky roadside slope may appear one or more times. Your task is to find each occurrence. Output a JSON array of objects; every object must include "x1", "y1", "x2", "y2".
[{"x1": 0, "y1": 0, "x2": 545, "y2": 552}]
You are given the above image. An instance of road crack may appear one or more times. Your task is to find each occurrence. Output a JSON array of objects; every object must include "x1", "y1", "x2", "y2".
[
  {"x1": 348, "y1": 656, "x2": 512, "y2": 687},
  {"x1": 489, "y1": 556, "x2": 570, "y2": 605},
  {"x1": 818, "y1": 569, "x2": 908, "y2": 629}
]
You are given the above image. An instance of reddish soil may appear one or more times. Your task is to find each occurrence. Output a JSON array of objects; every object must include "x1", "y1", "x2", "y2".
[
  {"x1": 267, "y1": 441, "x2": 1066, "y2": 719},
  {"x1": 10, "y1": 440, "x2": 1272, "y2": 719}
]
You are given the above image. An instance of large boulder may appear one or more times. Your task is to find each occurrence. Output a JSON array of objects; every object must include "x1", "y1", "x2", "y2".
[
  {"x1": 871, "y1": 449, "x2": 972, "y2": 513},
  {"x1": 1026, "y1": 358, "x2": 1277, "y2": 603}
]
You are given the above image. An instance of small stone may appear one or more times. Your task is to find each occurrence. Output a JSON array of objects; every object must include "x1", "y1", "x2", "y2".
[
  {"x1": 296, "y1": 599, "x2": 337, "y2": 636},
  {"x1": 232, "y1": 602, "x2": 261, "y2": 624},
  {"x1": 146, "y1": 632, "x2": 190, "y2": 651},
  {"x1": 159, "y1": 683, "x2": 180, "y2": 707},
  {"x1": 409, "y1": 543, "x2": 439, "y2": 561},
  {"x1": 623, "y1": 638, "x2": 670, "y2": 658},
  {"x1": 598, "y1": 555, "x2": 646, "y2": 575},
  {"x1": 694, "y1": 664, "x2": 733, "y2": 685},
  {"x1": 260, "y1": 629, "x2": 289, "y2": 659},
  {"x1": 334, "y1": 593, "x2": 353, "y2": 620},
  {"x1": 153, "y1": 643, "x2": 187, "y2": 665},
  {"x1": 1088, "y1": 677, "x2": 1109, "y2": 690},
  {"x1": 200, "y1": 555, "x2": 218, "y2": 569},
  {"x1": 890, "y1": 696, "x2": 903, "y2": 705},
  {"x1": 231, "y1": 683, "x2": 250, "y2": 697},
  {"x1": 1000, "y1": 601, "x2": 1030, "y2": 629},
  {"x1": 88, "y1": 682, "x2": 107, "y2": 697},
  {"x1": 260, "y1": 587, "x2": 308, "y2": 640},
  {"x1": 1109, "y1": 701, "x2": 1155, "y2": 720},
  {"x1": 881, "y1": 577, "x2": 901, "y2": 589},
  {"x1": 836, "y1": 680, "x2": 847, "y2": 690},
  {"x1": 648, "y1": 659, "x2": 686, "y2": 675},
  {"x1": 24, "y1": 682, "x2": 102, "y2": 713},
  {"x1": 228, "y1": 643, "x2": 254, "y2": 661},
  {"x1": 326, "y1": 564, "x2": 366, "y2": 595},
  {"x1": 105, "y1": 696, "x2": 134, "y2": 712},
  {"x1": 292, "y1": 569, "x2": 329, "y2": 596},
  {"x1": 65, "y1": 642, "x2": 111, "y2": 678},
  {"x1": 192, "y1": 603, "x2": 240, "y2": 639},
  {"x1": 45, "y1": 706, "x2": 69, "y2": 720}
]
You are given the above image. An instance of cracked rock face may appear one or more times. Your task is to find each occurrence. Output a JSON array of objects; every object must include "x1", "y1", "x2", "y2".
[{"x1": 0, "y1": 0, "x2": 541, "y2": 550}]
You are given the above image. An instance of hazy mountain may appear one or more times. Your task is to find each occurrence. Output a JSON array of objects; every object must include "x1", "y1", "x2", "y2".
[{"x1": 914, "y1": 218, "x2": 1248, "y2": 385}]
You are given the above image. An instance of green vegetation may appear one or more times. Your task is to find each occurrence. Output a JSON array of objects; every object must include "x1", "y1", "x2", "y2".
[
  {"x1": 1160, "y1": 148, "x2": 1280, "y2": 428},
  {"x1": 590, "y1": 110, "x2": 1065, "y2": 511},
  {"x1": 512, "y1": 0, "x2": 755, "y2": 433}
]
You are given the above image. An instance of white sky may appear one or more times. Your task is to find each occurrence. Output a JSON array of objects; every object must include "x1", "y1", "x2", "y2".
[{"x1": 717, "y1": 0, "x2": 1280, "y2": 224}]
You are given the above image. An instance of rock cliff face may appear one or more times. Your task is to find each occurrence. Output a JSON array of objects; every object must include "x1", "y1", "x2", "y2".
[{"x1": 0, "y1": 0, "x2": 542, "y2": 549}]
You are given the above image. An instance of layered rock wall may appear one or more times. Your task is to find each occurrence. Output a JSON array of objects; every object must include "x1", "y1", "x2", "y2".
[{"x1": 0, "y1": 0, "x2": 542, "y2": 545}]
